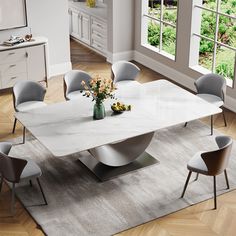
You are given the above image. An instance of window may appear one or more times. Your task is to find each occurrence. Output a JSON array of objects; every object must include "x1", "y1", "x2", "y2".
[
  {"x1": 190, "y1": 0, "x2": 236, "y2": 87},
  {"x1": 141, "y1": 0, "x2": 178, "y2": 60}
]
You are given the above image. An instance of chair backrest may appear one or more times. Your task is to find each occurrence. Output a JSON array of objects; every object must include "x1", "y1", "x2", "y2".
[
  {"x1": 0, "y1": 142, "x2": 12, "y2": 155},
  {"x1": 201, "y1": 136, "x2": 233, "y2": 176},
  {"x1": 63, "y1": 70, "x2": 92, "y2": 99},
  {"x1": 194, "y1": 73, "x2": 226, "y2": 101},
  {"x1": 13, "y1": 80, "x2": 46, "y2": 110},
  {"x1": 0, "y1": 142, "x2": 27, "y2": 183},
  {"x1": 111, "y1": 61, "x2": 140, "y2": 83}
]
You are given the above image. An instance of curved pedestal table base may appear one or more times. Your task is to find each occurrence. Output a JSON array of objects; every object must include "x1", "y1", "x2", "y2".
[
  {"x1": 78, "y1": 132, "x2": 159, "y2": 181},
  {"x1": 89, "y1": 132, "x2": 155, "y2": 167}
]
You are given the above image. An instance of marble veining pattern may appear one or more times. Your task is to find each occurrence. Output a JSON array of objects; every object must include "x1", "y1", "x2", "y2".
[{"x1": 15, "y1": 80, "x2": 221, "y2": 156}]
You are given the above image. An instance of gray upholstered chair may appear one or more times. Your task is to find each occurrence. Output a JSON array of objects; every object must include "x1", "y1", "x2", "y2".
[
  {"x1": 185, "y1": 73, "x2": 227, "y2": 135},
  {"x1": 63, "y1": 70, "x2": 92, "y2": 100},
  {"x1": 12, "y1": 80, "x2": 47, "y2": 143},
  {"x1": 181, "y1": 135, "x2": 233, "y2": 209},
  {"x1": 111, "y1": 61, "x2": 140, "y2": 86},
  {"x1": 0, "y1": 142, "x2": 47, "y2": 215}
]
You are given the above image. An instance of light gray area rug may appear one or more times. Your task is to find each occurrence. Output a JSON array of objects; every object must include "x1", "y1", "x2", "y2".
[{"x1": 9, "y1": 121, "x2": 236, "y2": 236}]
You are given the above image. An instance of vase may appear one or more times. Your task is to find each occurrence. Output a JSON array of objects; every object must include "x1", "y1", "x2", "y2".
[
  {"x1": 86, "y1": 0, "x2": 96, "y2": 8},
  {"x1": 93, "y1": 102, "x2": 105, "y2": 120}
]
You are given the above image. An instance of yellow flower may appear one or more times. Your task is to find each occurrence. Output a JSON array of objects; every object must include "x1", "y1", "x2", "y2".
[{"x1": 85, "y1": 91, "x2": 90, "y2": 96}]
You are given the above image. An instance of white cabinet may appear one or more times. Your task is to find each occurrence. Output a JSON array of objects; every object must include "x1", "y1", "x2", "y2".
[
  {"x1": 71, "y1": 9, "x2": 80, "y2": 39},
  {"x1": 69, "y1": 8, "x2": 90, "y2": 45},
  {"x1": 91, "y1": 16, "x2": 107, "y2": 55},
  {"x1": 27, "y1": 45, "x2": 47, "y2": 83},
  {"x1": 0, "y1": 37, "x2": 48, "y2": 89},
  {"x1": 80, "y1": 12, "x2": 90, "y2": 45},
  {"x1": 68, "y1": 8, "x2": 72, "y2": 35},
  {"x1": 68, "y1": 6, "x2": 107, "y2": 56}
]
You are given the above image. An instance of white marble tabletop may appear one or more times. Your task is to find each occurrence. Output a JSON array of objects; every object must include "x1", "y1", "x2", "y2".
[{"x1": 15, "y1": 80, "x2": 221, "y2": 157}]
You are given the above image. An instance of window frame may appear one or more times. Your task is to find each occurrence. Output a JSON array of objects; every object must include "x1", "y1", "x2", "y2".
[
  {"x1": 190, "y1": 0, "x2": 236, "y2": 88},
  {"x1": 141, "y1": 0, "x2": 179, "y2": 61}
]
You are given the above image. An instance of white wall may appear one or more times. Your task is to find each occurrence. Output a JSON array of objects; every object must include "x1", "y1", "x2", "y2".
[
  {"x1": 107, "y1": 0, "x2": 135, "y2": 62},
  {"x1": 0, "y1": 0, "x2": 71, "y2": 77}
]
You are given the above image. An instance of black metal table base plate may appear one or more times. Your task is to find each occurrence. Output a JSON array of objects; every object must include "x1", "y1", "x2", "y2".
[{"x1": 78, "y1": 152, "x2": 159, "y2": 181}]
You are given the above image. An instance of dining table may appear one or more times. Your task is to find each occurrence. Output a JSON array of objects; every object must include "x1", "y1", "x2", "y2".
[{"x1": 15, "y1": 79, "x2": 221, "y2": 181}]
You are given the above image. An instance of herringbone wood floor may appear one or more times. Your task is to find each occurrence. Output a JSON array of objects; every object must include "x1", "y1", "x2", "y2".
[{"x1": 0, "y1": 40, "x2": 236, "y2": 236}]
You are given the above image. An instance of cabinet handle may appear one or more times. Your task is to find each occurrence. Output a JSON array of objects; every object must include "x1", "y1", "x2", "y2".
[
  {"x1": 96, "y1": 23, "x2": 102, "y2": 28},
  {"x1": 25, "y1": 52, "x2": 28, "y2": 58},
  {"x1": 11, "y1": 76, "x2": 17, "y2": 80},
  {"x1": 9, "y1": 52, "x2": 15, "y2": 55},
  {"x1": 9, "y1": 64, "x2": 16, "y2": 68}
]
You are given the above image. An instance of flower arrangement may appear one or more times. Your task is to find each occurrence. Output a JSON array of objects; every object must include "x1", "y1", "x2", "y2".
[
  {"x1": 86, "y1": 0, "x2": 96, "y2": 8},
  {"x1": 81, "y1": 75, "x2": 116, "y2": 105},
  {"x1": 81, "y1": 75, "x2": 116, "y2": 119}
]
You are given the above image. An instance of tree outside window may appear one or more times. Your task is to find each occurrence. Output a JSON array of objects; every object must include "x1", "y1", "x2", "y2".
[
  {"x1": 191, "y1": 0, "x2": 236, "y2": 87},
  {"x1": 142, "y1": 0, "x2": 178, "y2": 60}
]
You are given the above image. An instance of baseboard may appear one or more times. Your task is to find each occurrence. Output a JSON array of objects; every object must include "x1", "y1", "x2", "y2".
[
  {"x1": 134, "y1": 51, "x2": 196, "y2": 91},
  {"x1": 225, "y1": 96, "x2": 236, "y2": 113},
  {"x1": 107, "y1": 50, "x2": 134, "y2": 64},
  {"x1": 49, "y1": 62, "x2": 72, "y2": 77},
  {"x1": 134, "y1": 50, "x2": 236, "y2": 113}
]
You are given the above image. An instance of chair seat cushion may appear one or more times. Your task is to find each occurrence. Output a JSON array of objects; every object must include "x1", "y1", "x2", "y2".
[
  {"x1": 20, "y1": 159, "x2": 42, "y2": 181},
  {"x1": 197, "y1": 94, "x2": 223, "y2": 107},
  {"x1": 66, "y1": 91, "x2": 85, "y2": 100},
  {"x1": 16, "y1": 101, "x2": 47, "y2": 112},
  {"x1": 187, "y1": 152, "x2": 209, "y2": 175}
]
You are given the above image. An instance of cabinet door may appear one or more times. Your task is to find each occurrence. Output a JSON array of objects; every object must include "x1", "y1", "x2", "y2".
[
  {"x1": 71, "y1": 10, "x2": 80, "y2": 39},
  {"x1": 68, "y1": 8, "x2": 72, "y2": 35},
  {"x1": 26, "y1": 45, "x2": 46, "y2": 82},
  {"x1": 80, "y1": 12, "x2": 90, "y2": 45}
]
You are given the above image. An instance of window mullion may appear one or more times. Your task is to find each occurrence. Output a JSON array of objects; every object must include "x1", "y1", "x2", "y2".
[
  {"x1": 159, "y1": 0, "x2": 164, "y2": 52},
  {"x1": 193, "y1": 33, "x2": 236, "y2": 52},
  {"x1": 195, "y1": 4, "x2": 236, "y2": 20},
  {"x1": 144, "y1": 14, "x2": 176, "y2": 27},
  {"x1": 212, "y1": 0, "x2": 221, "y2": 72}
]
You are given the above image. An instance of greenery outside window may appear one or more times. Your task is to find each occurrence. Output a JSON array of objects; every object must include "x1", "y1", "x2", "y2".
[
  {"x1": 142, "y1": 0, "x2": 178, "y2": 60},
  {"x1": 190, "y1": 0, "x2": 236, "y2": 87}
]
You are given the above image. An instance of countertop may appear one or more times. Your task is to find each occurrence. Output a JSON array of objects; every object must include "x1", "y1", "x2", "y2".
[
  {"x1": 68, "y1": 0, "x2": 107, "y2": 20},
  {"x1": 0, "y1": 36, "x2": 48, "y2": 51}
]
